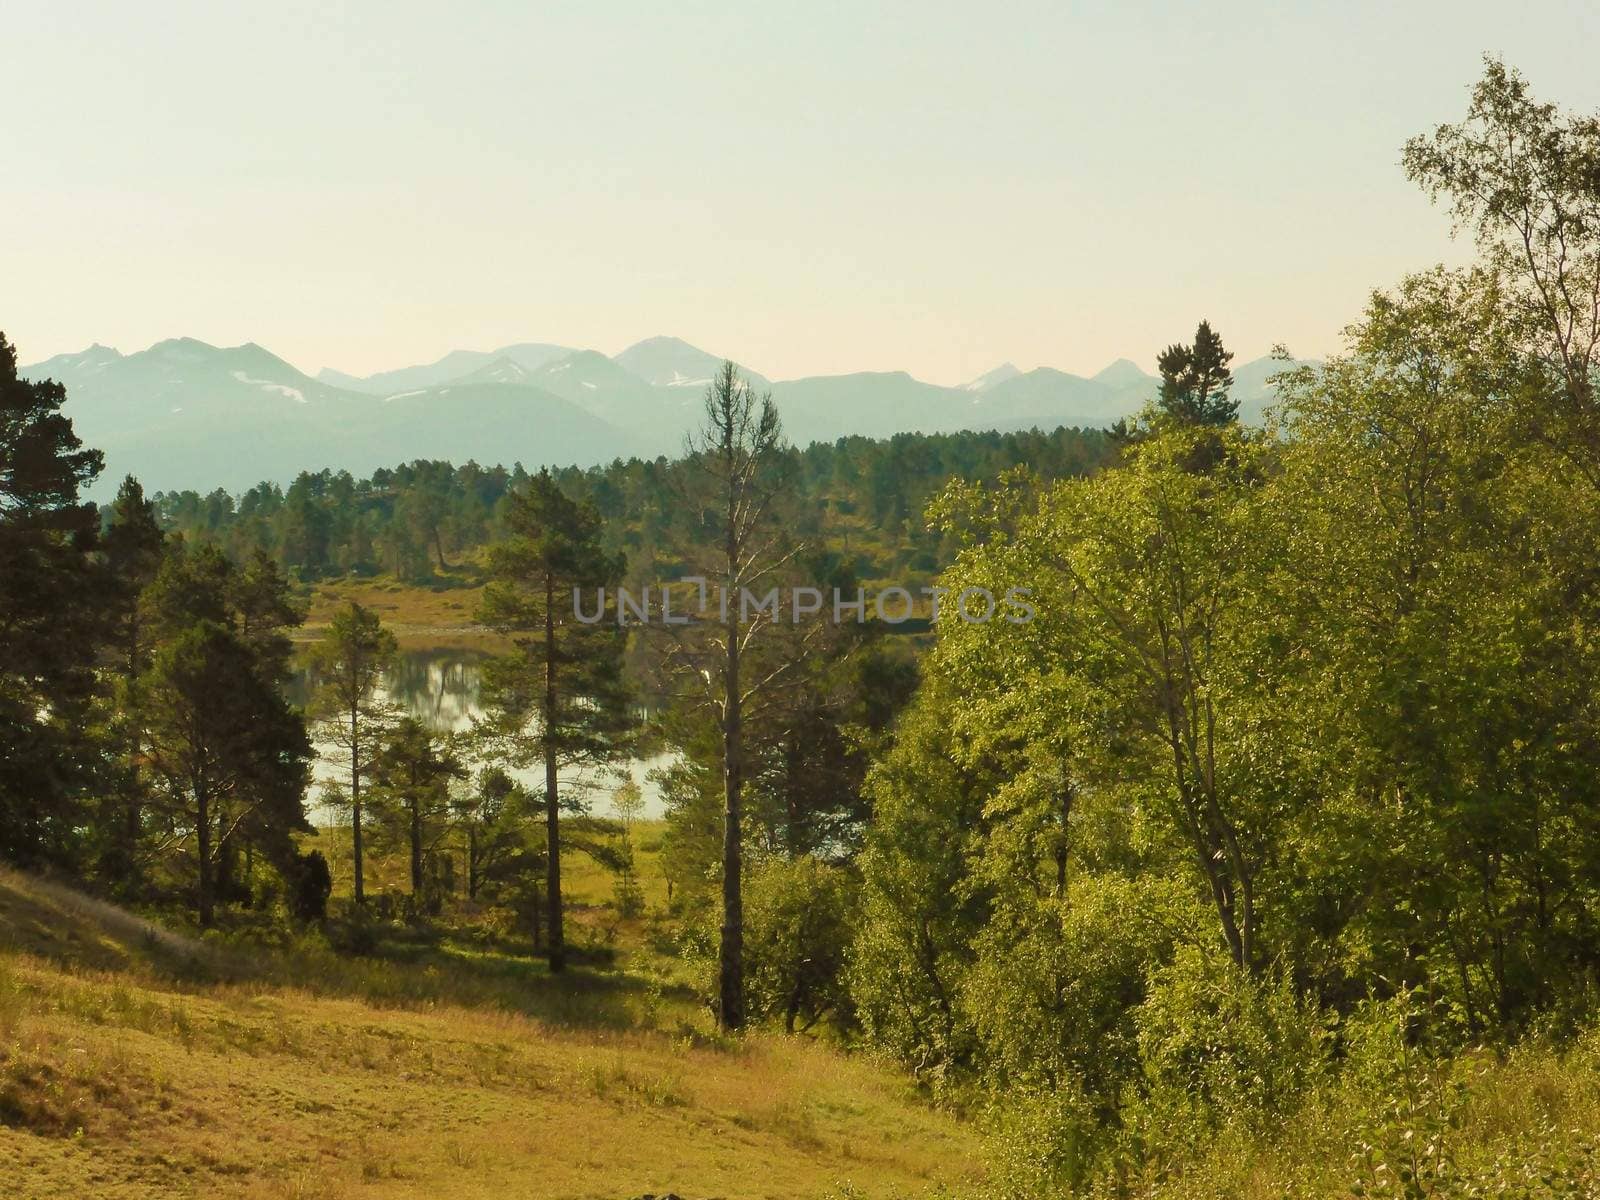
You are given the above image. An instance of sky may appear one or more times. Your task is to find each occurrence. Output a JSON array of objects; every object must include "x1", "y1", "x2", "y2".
[{"x1": 5, "y1": 1, "x2": 1600, "y2": 386}]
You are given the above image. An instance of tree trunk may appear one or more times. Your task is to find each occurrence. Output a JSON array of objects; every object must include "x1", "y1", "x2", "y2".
[
  {"x1": 410, "y1": 793, "x2": 423, "y2": 895},
  {"x1": 720, "y1": 598, "x2": 745, "y2": 1030},
  {"x1": 351, "y1": 701, "x2": 365, "y2": 905},
  {"x1": 123, "y1": 625, "x2": 144, "y2": 871},
  {"x1": 124, "y1": 797, "x2": 141, "y2": 868},
  {"x1": 530, "y1": 882, "x2": 542, "y2": 951},
  {"x1": 215, "y1": 819, "x2": 236, "y2": 903},
  {"x1": 196, "y1": 777, "x2": 213, "y2": 928},
  {"x1": 785, "y1": 734, "x2": 802, "y2": 858},
  {"x1": 1166, "y1": 699, "x2": 1247, "y2": 970},
  {"x1": 1055, "y1": 779, "x2": 1074, "y2": 897},
  {"x1": 544, "y1": 569, "x2": 565, "y2": 973}
]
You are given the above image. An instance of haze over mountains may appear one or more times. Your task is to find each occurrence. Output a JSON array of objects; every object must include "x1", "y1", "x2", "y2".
[{"x1": 23, "y1": 335, "x2": 1297, "y2": 499}]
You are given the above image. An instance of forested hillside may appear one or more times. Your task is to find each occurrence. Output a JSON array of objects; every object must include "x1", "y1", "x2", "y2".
[
  {"x1": 6, "y1": 56, "x2": 1600, "y2": 1200},
  {"x1": 139, "y1": 425, "x2": 1117, "y2": 590}
]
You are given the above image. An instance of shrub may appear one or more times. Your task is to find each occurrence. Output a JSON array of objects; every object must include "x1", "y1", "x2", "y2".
[
  {"x1": 678, "y1": 857, "x2": 856, "y2": 1033},
  {"x1": 287, "y1": 850, "x2": 333, "y2": 924},
  {"x1": 1126, "y1": 942, "x2": 1329, "y2": 1151},
  {"x1": 980, "y1": 1083, "x2": 1104, "y2": 1198},
  {"x1": 613, "y1": 835, "x2": 646, "y2": 919},
  {"x1": 961, "y1": 873, "x2": 1201, "y2": 1103},
  {"x1": 326, "y1": 905, "x2": 383, "y2": 956},
  {"x1": 742, "y1": 858, "x2": 856, "y2": 1034}
]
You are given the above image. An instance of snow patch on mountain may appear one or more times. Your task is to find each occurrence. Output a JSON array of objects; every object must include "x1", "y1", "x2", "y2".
[
  {"x1": 665, "y1": 371, "x2": 711, "y2": 388},
  {"x1": 230, "y1": 370, "x2": 307, "y2": 404}
]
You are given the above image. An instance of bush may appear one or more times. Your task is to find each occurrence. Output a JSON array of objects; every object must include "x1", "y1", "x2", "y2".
[
  {"x1": 613, "y1": 864, "x2": 645, "y2": 919},
  {"x1": 1126, "y1": 942, "x2": 1329, "y2": 1150},
  {"x1": 980, "y1": 1084, "x2": 1105, "y2": 1198},
  {"x1": 742, "y1": 858, "x2": 856, "y2": 1034},
  {"x1": 678, "y1": 857, "x2": 856, "y2": 1033},
  {"x1": 961, "y1": 873, "x2": 1201, "y2": 1102},
  {"x1": 326, "y1": 905, "x2": 383, "y2": 956},
  {"x1": 286, "y1": 850, "x2": 332, "y2": 924}
]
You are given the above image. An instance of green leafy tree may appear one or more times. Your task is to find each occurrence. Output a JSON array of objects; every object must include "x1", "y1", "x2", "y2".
[
  {"x1": 977, "y1": 426, "x2": 1276, "y2": 971},
  {"x1": 1271, "y1": 269, "x2": 1600, "y2": 1031},
  {"x1": 454, "y1": 767, "x2": 530, "y2": 902},
  {"x1": 611, "y1": 778, "x2": 645, "y2": 828},
  {"x1": 742, "y1": 857, "x2": 856, "y2": 1035},
  {"x1": 138, "y1": 543, "x2": 312, "y2": 924},
  {"x1": 140, "y1": 618, "x2": 311, "y2": 926},
  {"x1": 1404, "y1": 57, "x2": 1600, "y2": 474}
]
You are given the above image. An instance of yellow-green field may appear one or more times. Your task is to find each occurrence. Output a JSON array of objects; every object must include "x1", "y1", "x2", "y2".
[
  {"x1": 302, "y1": 821, "x2": 676, "y2": 970},
  {"x1": 307, "y1": 821, "x2": 670, "y2": 910},
  {"x1": 294, "y1": 571, "x2": 938, "y2": 651},
  {"x1": 0, "y1": 867, "x2": 980, "y2": 1200},
  {"x1": 298, "y1": 574, "x2": 499, "y2": 649}
]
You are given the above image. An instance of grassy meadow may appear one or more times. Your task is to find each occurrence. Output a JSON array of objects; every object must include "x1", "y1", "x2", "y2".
[
  {"x1": 0, "y1": 862, "x2": 980, "y2": 1200},
  {"x1": 298, "y1": 572, "x2": 496, "y2": 649}
]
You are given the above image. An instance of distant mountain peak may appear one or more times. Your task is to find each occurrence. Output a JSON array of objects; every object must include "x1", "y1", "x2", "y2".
[
  {"x1": 459, "y1": 355, "x2": 534, "y2": 385},
  {"x1": 961, "y1": 362, "x2": 1021, "y2": 393},
  {"x1": 614, "y1": 335, "x2": 765, "y2": 389},
  {"x1": 310, "y1": 344, "x2": 576, "y2": 396},
  {"x1": 26, "y1": 330, "x2": 1299, "y2": 503},
  {"x1": 619, "y1": 334, "x2": 702, "y2": 355},
  {"x1": 490, "y1": 342, "x2": 580, "y2": 372},
  {"x1": 145, "y1": 336, "x2": 219, "y2": 361},
  {"x1": 134, "y1": 337, "x2": 306, "y2": 377},
  {"x1": 1092, "y1": 357, "x2": 1152, "y2": 387}
]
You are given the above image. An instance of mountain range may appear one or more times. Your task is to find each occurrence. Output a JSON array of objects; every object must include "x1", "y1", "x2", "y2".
[{"x1": 22, "y1": 334, "x2": 1300, "y2": 499}]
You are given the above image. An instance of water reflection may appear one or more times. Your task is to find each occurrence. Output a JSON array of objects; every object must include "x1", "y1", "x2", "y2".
[{"x1": 289, "y1": 646, "x2": 670, "y2": 819}]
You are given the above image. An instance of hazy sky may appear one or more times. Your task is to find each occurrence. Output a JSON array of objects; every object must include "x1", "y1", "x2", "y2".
[{"x1": 6, "y1": 1, "x2": 1599, "y2": 385}]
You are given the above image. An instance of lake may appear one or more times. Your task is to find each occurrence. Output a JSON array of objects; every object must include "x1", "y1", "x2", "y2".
[{"x1": 289, "y1": 646, "x2": 674, "y2": 821}]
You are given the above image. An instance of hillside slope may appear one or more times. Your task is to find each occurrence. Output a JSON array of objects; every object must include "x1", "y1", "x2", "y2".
[{"x1": 0, "y1": 868, "x2": 979, "y2": 1200}]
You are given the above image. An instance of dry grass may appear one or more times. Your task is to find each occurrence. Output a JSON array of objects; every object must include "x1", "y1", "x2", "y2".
[
  {"x1": 298, "y1": 574, "x2": 501, "y2": 649},
  {"x1": 0, "y1": 867, "x2": 978, "y2": 1200}
]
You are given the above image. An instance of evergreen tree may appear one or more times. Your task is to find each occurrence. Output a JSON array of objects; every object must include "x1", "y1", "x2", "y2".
[
  {"x1": 371, "y1": 717, "x2": 464, "y2": 907},
  {"x1": 1156, "y1": 320, "x2": 1239, "y2": 426},
  {"x1": 664, "y1": 362, "x2": 798, "y2": 1029},
  {"x1": 309, "y1": 602, "x2": 398, "y2": 904},
  {"x1": 99, "y1": 475, "x2": 167, "y2": 880},
  {"x1": 0, "y1": 332, "x2": 105, "y2": 869},
  {"x1": 454, "y1": 767, "x2": 530, "y2": 902},
  {"x1": 138, "y1": 542, "x2": 312, "y2": 925},
  {"x1": 477, "y1": 468, "x2": 635, "y2": 972}
]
